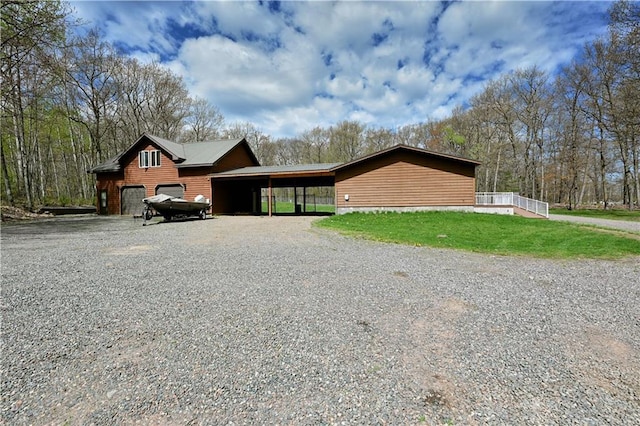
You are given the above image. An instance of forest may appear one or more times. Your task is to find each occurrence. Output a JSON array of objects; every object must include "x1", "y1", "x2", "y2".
[{"x1": 1, "y1": 0, "x2": 639, "y2": 210}]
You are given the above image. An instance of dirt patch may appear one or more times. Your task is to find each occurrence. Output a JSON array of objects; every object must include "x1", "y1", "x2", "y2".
[
  {"x1": 563, "y1": 326, "x2": 639, "y2": 401},
  {"x1": 105, "y1": 245, "x2": 154, "y2": 255},
  {"x1": 1, "y1": 205, "x2": 52, "y2": 221},
  {"x1": 383, "y1": 297, "x2": 476, "y2": 419},
  {"x1": 582, "y1": 226, "x2": 640, "y2": 241}
]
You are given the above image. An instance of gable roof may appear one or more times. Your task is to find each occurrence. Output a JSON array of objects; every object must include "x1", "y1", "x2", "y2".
[
  {"x1": 210, "y1": 144, "x2": 479, "y2": 181},
  {"x1": 177, "y1": 139, "x2": 251, "y2": 168},
  {"x1": 330, "y1": 144, "x2": 481, "y2": 172},
  {"x1": 89, "y1": 133, "x2": 257, "y2": 173}
]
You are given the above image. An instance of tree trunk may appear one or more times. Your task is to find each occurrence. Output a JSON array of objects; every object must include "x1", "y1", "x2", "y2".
[
  {"x1": 1, "y1": 141, "x2": 15, "y2": 206},
  {"x1": 36, "y1": 138, "x2": 46, "y2": 202},
  {"x1": 493, "y1": 147, "x2": 501, "y2": 192},
  {"x1": 633, "y1": 140, "x2": 640, "y2": 210},
  {"x1": 49, "y1": 143, "x2": 61, "y2": 200}
]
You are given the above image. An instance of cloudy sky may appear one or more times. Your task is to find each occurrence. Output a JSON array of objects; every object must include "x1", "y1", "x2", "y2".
[{"x1": 70, "y1": 0, "x2": 612, "y2": 138}]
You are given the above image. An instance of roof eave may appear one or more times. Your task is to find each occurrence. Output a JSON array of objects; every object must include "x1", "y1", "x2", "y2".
[
  {"x1": 211, "y1": 169, "x2": 336, "y2": 179},
  {"x1": 91, "y1": 167, "x2": 121, "y2": 173},
  {"x1": 213, "y1": 138, "x2": 260, "y2": 168},
  {"x1": 144, "y1": 134, "x2": 186, "y2": 161},
  {"x1": 331, "y1": 144, "x2": 481, "y2": 171},
  {"x1": 175, "y1": 163, "x2": 214, "y2": 169}
]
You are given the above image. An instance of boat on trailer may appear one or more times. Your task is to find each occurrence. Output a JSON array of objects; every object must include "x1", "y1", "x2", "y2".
[{"x1": 142, "y1": 194, "x2": 210, "y2": 222}]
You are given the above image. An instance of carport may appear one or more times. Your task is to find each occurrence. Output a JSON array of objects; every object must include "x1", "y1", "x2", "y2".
[{"x1": 210, "y1": 163, "x2": 339, "y2": 216}]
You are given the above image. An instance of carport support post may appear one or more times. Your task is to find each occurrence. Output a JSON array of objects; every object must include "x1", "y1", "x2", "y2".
[{"x1": 268, "y1": 178, "x2": 273, "y2": 217}]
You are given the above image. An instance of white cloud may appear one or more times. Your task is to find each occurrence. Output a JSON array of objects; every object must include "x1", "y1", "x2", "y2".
[
  {"x1": 70, "y1": 0, "x2": 611, "y2": 139},
  {"x1": 191, "y1": 0, "x2": 282, "y2": 38},
  {"x1": 71, "y1": 1, "x2": 184, "y2": 57}
]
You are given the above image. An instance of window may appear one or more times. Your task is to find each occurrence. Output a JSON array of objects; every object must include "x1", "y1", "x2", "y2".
[
  {"x1": 139, "y1": 150, "x2": 161, "y2": 168},
  {"x1": 139, "y1": 151, "x2": 149, "y2": 168},
  {"x1": 151, "y1": 150, "x2": 161, "y2": 167}
]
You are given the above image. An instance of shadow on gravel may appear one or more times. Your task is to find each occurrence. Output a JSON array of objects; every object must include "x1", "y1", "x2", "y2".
[
  {"x1": 0, "y1": 215, "x2": 139, "y2": 237},
  {"x1": 143, "y1": 216, "x2": 213, "y2": 226}
]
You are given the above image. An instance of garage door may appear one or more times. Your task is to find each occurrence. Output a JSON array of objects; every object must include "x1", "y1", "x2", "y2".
[
  {"x1": 121, "y1": 186, "x2": 146, "y2": 216},
  {"x1": 156, "y1": 184, "x2": 184, "y2": 199}
]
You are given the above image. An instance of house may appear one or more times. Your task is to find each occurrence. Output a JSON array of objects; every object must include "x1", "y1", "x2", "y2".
[
  {"x1": 89, "y1": 133, "x2": 259, "y2": 215},
  {"x1": 90, "y1": 134, "x2": 480, "y2": 216},
  {"x1": 332, "y1": 145, "x2": 479, "y2": 214},
  {"x1": 210, "y1": 144, "x2": 480, "y2": 215}
]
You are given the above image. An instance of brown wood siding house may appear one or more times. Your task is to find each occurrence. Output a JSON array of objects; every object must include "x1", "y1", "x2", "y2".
[
  {"x1": 90, "y1": 133, "x2": 258, "y2": 215},
  {"x1": 332, "y1": 145, "x2": 479, "y2": 214}
]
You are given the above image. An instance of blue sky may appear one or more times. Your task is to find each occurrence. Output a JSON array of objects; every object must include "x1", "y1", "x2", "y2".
[{"x1": 70, "y1": 1, "x2": 612, "y2": 138}]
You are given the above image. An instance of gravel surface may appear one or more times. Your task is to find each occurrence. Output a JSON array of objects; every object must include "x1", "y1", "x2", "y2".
[
  {"x1": 2, "y1": 215, "x2": 639, "y2": 425},
  {"x1": 549, "y1": 214, "x2": 640, "y2": 233}
]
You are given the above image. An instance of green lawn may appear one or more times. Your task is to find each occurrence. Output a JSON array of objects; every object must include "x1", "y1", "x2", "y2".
[
  {"x1": 550, "y1": 208, "x2": 640, "y2": 222},
  {"x1": 261, "y1": 201, "x2": 335, "y2": 214},
  {"x1": 316, "y1": 211, "x2": 640, "y2": 259}
]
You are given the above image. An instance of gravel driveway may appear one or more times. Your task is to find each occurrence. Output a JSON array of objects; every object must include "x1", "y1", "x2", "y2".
[
  {"x1": 2, "y1": 215, "x2": 639, "y2": 424},
  {"x1": 549, "y1": 214, "x2": 640, "y2": 233}
]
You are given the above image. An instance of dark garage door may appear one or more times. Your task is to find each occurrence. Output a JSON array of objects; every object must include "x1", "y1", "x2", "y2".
[
  {"x1": 156, "y1": 184, "x2": 184, "y2": 199},
  {"x1": 121, "y1": 186, "x2": 145, "y2": 216}
]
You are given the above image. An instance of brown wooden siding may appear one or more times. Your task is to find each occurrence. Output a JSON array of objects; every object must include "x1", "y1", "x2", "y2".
[
  {"x1": 213, "y1": 143, "x2": 257, "y2": 172},
  {"x1": 335, "y1": 151, "x2": 476, "y2": 208},
  {"x1": 176, "y1": 167, "x2": 213, "y2": 202},
  {"x1": 95, "y1": 173, "x2": 124, "y2": 215},
  {"x1": 122, "y1": 143, "x2": 181, "y2": 199}
]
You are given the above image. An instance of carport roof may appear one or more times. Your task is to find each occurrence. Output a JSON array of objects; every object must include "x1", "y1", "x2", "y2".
[{"x1": 211, "y1": 163, "x2": 341, "y2": 179}]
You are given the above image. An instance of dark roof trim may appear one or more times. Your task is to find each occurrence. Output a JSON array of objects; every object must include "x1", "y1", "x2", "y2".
[
  {"x1": 174, "y1": 163, "x2": 213, "y2": 169},
  {"x1": 87, "y1": 156, "x2": 120, "y2": 173},
  {"x1": 330, "y1": 144, "x2": 481, "y2": 172}
]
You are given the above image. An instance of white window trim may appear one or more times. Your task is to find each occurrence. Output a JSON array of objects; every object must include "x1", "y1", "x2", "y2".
[
  {"x1": 151, "y1": 150, "x2": 161, "y2": 167},
  {"x1": 139, "y1": 150, "x2": 161, "y2": 168},
  {"x1": 139, "y1": 151, "x2": 149, "y2": 168}
]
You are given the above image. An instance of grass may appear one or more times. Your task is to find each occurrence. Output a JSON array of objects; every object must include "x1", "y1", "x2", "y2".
[
  {"x1": 550, "y1": 208, "x2": 640, "y2": 222},
  {"x1": 261, "y1": 201, "x2": 335, "y2": 214},
  {"x1": 315, "y1": 211, "x2": 640, "y2": 259}
]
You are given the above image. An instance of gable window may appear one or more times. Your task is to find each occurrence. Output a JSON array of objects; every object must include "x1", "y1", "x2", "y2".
[
  {"x1": 139, "y1": 150, "x2": 161, "y2": 168},
  {"x1": 151, "y1": 150, "x2": 161, "y2": 167}
]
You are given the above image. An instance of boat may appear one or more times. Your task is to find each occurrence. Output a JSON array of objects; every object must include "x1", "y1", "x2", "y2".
[{"x1": 142, "y1": 194, "x2": 210, "y2": 222}]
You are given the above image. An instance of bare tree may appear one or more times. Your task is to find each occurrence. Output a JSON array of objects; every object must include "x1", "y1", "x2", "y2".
[
  {"x1": 180, "y1": 97, "x2": 225, "y2": 143},
  {"x1": 64, "y1": 28, "x2": 120, "y2": 163},
  {"x1": 364, "y1": 126, "x2": 394, "y2": 154},
  {"x1": 327, "y1": 120, "x2": 365, "y2": 162},
  {"x1": 223, "y1": 121, "x2": 270, "y2": 164},
  {"x1": 1, "y1": 0, "x2": 71, "y2": 208},
  {"x1": 141, "y1": 62, "x2": 191, "y2": 140},
  {"x1": 299, "y1": 126, "x2": 330, "y2": 163}
]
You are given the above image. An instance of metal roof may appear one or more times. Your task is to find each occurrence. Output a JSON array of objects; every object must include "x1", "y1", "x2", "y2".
[
  {"x1": 210, "y1": 145, "x2": 480, "y2": 181},
  {"x1": 89, "y1": 133, "x2": 253, "y2": 173},
  {"x1": 144, "y1": 134, "x2": 186, "y2": 161},
  {"x1": 88, "y1": 156, "x2": 120, "y2": 173},
  {"x1": 212, "y1": 163, "x2": 341, "y2": 178},
  {"x1": 177, "y1": 139, "x2": 245, "y2": 168},
  {"x1": 331, "y1": 144, "x2": 481, "y2": 171}
]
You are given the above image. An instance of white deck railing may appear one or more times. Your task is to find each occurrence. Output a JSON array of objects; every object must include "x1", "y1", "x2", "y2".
[{"x1": 475, "y1": 192, "x2": 549, "y2": 218}]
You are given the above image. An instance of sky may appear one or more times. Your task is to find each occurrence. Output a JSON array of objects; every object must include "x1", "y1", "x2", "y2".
[{"x1": 70, "y1": 0, "x2": 613, "y2": 139}]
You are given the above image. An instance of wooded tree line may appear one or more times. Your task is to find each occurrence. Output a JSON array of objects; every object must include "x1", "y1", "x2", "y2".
[{"x1": 2, "y1": 0, "x2": 638, "y2": 209}]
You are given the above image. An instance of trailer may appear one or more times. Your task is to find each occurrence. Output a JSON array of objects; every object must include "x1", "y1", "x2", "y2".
[{"x1": 142, "y1": 194, "x2": 210, "y2": 223}]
